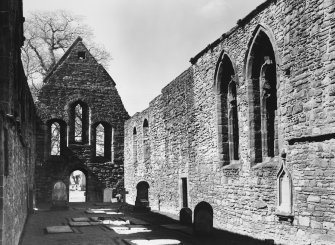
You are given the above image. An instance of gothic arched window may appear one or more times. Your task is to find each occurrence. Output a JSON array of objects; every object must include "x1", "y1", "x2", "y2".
[
  {"x1": 51, "y1": 122, "x2": 61, "y2": 155},
  {"x1": 215, "y1": 54, "x2": 239, "y2": 166},
  {"x1": 69, "y1": 101, "x2": 89, "y2": 144},
  {"x1": 246, "y1": 26, "x2": 278, "y2": 164},
  {"x1": 96, "y1": 123, "x2": 105, "y2": 157},
  {"x1": 75, "y1": 104, "x2": 83, "y2": 142},
  {"x1": 143, "y1": 119, "x2": 150, "y2": 161}
]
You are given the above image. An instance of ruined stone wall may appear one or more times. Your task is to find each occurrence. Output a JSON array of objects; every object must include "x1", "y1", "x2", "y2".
[
  {"x1": 36, "y1": 38, "x2": 129, "y2": 203},
  {"x1": 125, "y1": 0, "x2": 335, "y2": 244},
  {"x1": 0, "y1": 0, "x2": 38, "y2": 244}
]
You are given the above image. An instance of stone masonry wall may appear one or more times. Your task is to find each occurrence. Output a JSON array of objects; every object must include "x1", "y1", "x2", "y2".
[
  {"x1": 36, "y1": 38, "x2": 129, "y2": 203},
  {"x1": 125, "y1": 0, "x2": 335, "y2": 244},
  {"x1": 0, "y1": 0, "x2": 38, "y2": 244}
]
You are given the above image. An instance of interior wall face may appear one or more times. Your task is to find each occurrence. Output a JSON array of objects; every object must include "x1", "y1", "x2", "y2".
[
  {"x1": 0, "y1": 0, "x2": 38, "y2": 244},
  {"x1": 124, "y1": 1, "x2": 335, "y2": 244}
]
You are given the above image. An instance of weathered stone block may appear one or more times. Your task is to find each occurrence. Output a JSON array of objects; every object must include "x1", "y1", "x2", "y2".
[
  {"x1": 299, "y1": 216, "x2": 310, "y2": 227},
  {"x1": 307, "y1": 195, "x2": 321, "y2": 203}
]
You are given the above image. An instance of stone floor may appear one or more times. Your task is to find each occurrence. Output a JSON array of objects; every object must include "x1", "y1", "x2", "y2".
[{"x1": 20, "y1": 202, "x2": 273, "y2": 245}]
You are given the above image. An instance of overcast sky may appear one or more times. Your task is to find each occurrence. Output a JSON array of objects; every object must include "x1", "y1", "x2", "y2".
[{"x1": 24, "y1": 0, "x2": 264, "y2": 116}]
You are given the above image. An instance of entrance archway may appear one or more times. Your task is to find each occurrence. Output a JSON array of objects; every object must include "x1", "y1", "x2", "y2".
[
  {"x1": 135, "y1": 181, "x2": 149, "y2": 208},
  {"x1": 69, "y1": 170, "x2": 86, "y2": 202}
]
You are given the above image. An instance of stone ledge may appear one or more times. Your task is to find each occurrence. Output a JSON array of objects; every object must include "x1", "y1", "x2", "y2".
[
  {"x1": 222, "y1": 162, "x2": 242, "y2": 170},
  {"x1": 252, "y1": 157, "x2": 279, "y2": 170},
  {"x1": 275, "y1": 210, "x2": 294, "y2": 223}
]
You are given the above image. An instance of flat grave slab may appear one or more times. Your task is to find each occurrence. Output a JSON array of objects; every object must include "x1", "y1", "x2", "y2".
[
  {"x1": 89, "y1": 221, "x2": 102, "y2": 226},
  {"x1": 72, "y1": 217, "x2": 91, "y2": 222},
  {"x1": 46, "y1": 225, "x2": 73, "y2": 234},
  {"x1": 68, "y1": 221, "x2": 91, "y2": 227},
  {"x1": 124, "y1": 239, "x2": 181, "y2": 245},
  {"x1": 122, "y1": 217, "x2": 150, "y2": 225},
  {"x1": 107, "y1": 226, "x2": 151, "y2": 235},
  {"x1": 85, "y1": 208, "x2": 118, "y2": 214}
]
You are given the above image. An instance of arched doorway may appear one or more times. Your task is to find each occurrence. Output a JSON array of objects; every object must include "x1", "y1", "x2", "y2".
[
  {"x1": 135, "y1": 181, "x2": 149, "y2": 208},
  {"x1": 69, "y1": 170, "x2": 86, "y2": 202}
]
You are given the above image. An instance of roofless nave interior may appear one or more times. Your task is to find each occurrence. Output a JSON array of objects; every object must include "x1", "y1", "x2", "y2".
[{"x1": 2, "y1": 0, "x2": 335, "y2": 245}]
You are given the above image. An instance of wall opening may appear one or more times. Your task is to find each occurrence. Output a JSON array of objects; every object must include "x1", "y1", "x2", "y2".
[
  {"x1": 135, "y1": 181, "x2": 149, "y2": 208},
  {"x1": 111, "y1": 127, "x2": 115, "y2": 163},
  {"x1": 246, "y1": 28, "x2": 278, "y2": 164},
  {"x1": 78, "y1": 51, "x2": 86, "y2": 60},
  {"x1": 69, "y1": 170, "x2": 86, "y2": 202},
  {"x1": 181, "y1": 178, "x2": 188, "y2": 208},
  {"x1": 75, "y1": 104, "x2": 83, "y2": 142},
  {"x1": 96, "y1": 123, "x2": 105, "y2": 157},
  {"x1": 143, "y1": 119, "x2": 150, "y2": 161},
  {"x1": 215, "y1": 54, "x2": 239, "y2": 165},
  {"x1": 69, "y1": 101, "x2": 89, "y2": 144},
  {"x1": 92, "y1": 122, "x2": 112, "y2": 160},
  {"x1": 133, "y1": 127, "x2": 137, "y2": 163},
  {"x1": 51, "y1": 122, "x2": 61, "y2": 155},
  {"x1": 48, "y1": 119, "x2": 67, "y2": 156}
]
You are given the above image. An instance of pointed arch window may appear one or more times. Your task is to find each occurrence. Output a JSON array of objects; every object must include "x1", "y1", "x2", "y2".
[
  {"x1": 246, "y1": 27, "x2": 278, "y2": 164},
  {"x1": 215, "y1": 54, "x2": 239, "y2": 166},
  {"x1": 49, "y1": 119, "x2": 66, "y2": 156},
  {"x1": 69, "y1": 101, "x2": 89, "y2": 144},
  {"x1": 51, "y1": 122, "x2": 61, "y2": 155},
  {"x1": 96, "y1": 123, "x2": 104, "y2": 157},
  {"x1": 75, "y1": 104, "x2": 83, "y2": 142},
  {"x1": 92, "y1": 122, "x2": 112, "y2": 160},
  {"x1": 143, "y1": 119, "x2": 150, "y2": 161}
]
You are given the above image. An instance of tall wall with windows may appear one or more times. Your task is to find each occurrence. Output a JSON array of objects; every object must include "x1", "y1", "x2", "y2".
[
  {"x1": 0, "y1": 0, "x2": 38, "y2": 244},
  {"x1": 35, "y1": 37, "x2": 129, "y2": 203},
  {"x1": 124, "y1": 0, "x2": 335, "y2": 244}
]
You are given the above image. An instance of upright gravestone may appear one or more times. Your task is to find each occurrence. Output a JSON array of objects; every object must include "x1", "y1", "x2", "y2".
[
  {"x1": 51, "y1": 181, "x2": 68, "y2": 209},
  {"x1": 180, "y1": 207, "x2": 192, "y2": 225},
  {"x1": 194, "y1": 207, "x2": 213, "y2": 235},
  {"x1": 103, "y1": 188, "x2": 114, "y2": 202}
]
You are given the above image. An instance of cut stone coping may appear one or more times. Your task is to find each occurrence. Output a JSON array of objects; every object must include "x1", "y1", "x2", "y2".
[
  {"x1": 72, "y1": 217, "x2": 91, "y2": 222},
  {"x1": 161, "y1": 224, "x2": 193, "y2": 235},
  {"x1": 68, "y1": 221, "x2": 91, "y2": 227},
  {"x1": 124, "y1": 239, "x2": 181, "y2": 245},
  {"x1": 122, "y1": 217, "x2": 150, "y2": 225},
  {"x1": 46, "y1": 226, "x2": 73, "y2": 234}
]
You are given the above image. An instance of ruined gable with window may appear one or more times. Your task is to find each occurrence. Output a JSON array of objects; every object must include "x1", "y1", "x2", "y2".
[
  {"x1": 124, "y1": 0, "x2": 335, "y2": 244},
  {"x1": 35, "y1": 37, "x2": 129, "y2": 203}
]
